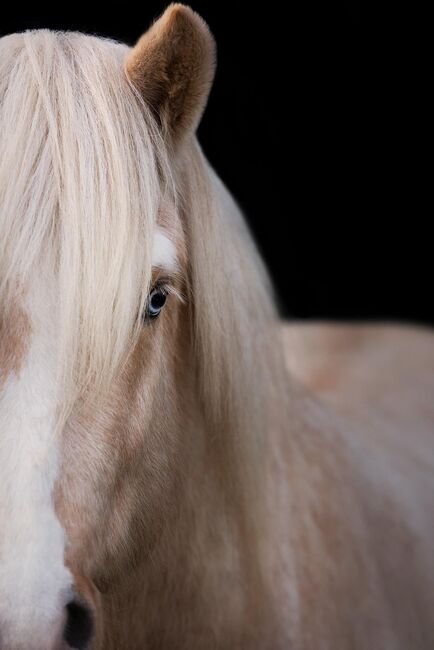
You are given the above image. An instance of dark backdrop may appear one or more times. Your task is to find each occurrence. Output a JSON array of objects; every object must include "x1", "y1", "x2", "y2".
[{"x1": 2, "y1": 3, "x2": 431, "y2": 323}]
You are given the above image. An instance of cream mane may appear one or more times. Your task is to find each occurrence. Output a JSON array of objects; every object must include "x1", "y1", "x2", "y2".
[
  {"x1": 0, "y1": 31, "x2": 169, "y2": 409},
  {"x1": 0, "y1": 28, "x2": 287, "y2": 513}
]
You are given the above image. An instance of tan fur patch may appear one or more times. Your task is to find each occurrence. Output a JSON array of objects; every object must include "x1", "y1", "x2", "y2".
[{"x1": 0, "y1": 300, "x2": 31, "y2": 390}]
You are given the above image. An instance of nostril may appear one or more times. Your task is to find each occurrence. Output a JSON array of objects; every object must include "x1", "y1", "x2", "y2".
[{"x1": 63, "y1": 600, "x2": 94, "y2": 650}]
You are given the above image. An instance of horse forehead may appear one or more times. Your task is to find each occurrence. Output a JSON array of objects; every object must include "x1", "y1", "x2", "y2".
[{"x1": 0, "y1": 226, "x2": 178, "y2": 387}]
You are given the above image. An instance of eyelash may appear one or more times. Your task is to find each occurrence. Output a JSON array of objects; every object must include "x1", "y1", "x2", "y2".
[{"x1": 155, "y1": 277, "x2": 185, "y2": 302}]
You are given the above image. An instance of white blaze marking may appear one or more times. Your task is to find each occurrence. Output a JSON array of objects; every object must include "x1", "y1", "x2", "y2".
[
  {"x1": 152, "y1": 229, "x2": 177, "y2": 271},
  {"x1": 0, "y1": 280, "x2": 72, "y2": 649}
]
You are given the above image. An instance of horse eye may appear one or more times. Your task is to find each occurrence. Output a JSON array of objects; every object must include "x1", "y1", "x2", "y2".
[{"x1": 144, "y1": 287, "x2": 167, "y2": 321}]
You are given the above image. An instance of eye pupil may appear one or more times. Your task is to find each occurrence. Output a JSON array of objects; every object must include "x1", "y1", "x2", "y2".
[
  {"x1": 150, "y1": 291, "x2": 166, "y2": 310},
  {"x1": 147, "y1": 288, "x2": 167, "y2": 319}
]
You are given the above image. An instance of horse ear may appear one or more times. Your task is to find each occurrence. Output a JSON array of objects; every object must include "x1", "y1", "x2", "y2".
[{"x1": 126, "y1": 4, "x2": 216, "y2": 147}]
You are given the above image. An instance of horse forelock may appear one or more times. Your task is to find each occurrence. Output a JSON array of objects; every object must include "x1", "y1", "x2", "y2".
[{"x1": 0, "y1": 30, "x2": 181, "y2": 412}]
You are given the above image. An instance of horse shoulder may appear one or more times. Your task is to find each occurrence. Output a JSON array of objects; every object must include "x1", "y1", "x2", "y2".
[{"x1": 278, "y1": 322, "x2": 434, "y2": 649}]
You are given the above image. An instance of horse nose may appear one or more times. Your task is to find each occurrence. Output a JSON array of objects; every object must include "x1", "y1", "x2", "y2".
[{"x1": 63, "y1": 599, "x2": 94, "y2": 650}]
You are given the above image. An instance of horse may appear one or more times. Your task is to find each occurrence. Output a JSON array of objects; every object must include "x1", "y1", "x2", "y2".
[{"x1": 0, "y1": 4, "x2": 433, "y2": 649}]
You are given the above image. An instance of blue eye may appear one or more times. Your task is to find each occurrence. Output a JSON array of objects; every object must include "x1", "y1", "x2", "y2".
[{"x1": 146, "y1": 287, "x2": 167, "y2": 320}]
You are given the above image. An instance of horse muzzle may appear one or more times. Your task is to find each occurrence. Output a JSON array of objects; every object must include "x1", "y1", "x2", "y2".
[{"x1": 0, "y1": 581, "x2": 96, "y2": 650}]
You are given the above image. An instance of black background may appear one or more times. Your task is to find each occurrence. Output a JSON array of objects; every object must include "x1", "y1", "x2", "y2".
[{"x1": 1, "y1": 3, "x2": 431, "y2": 323}]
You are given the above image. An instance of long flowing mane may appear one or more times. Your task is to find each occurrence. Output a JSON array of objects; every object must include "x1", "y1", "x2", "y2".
[
  {"x1": 0, "y1": 31, "x2": 168, "y2": 407},
  {"x1": 179, "y1": 143, "x2": 291, "y2": 607},
  {"x1": 0, "y1": 29, "x2": 288, "y2": 532}
]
